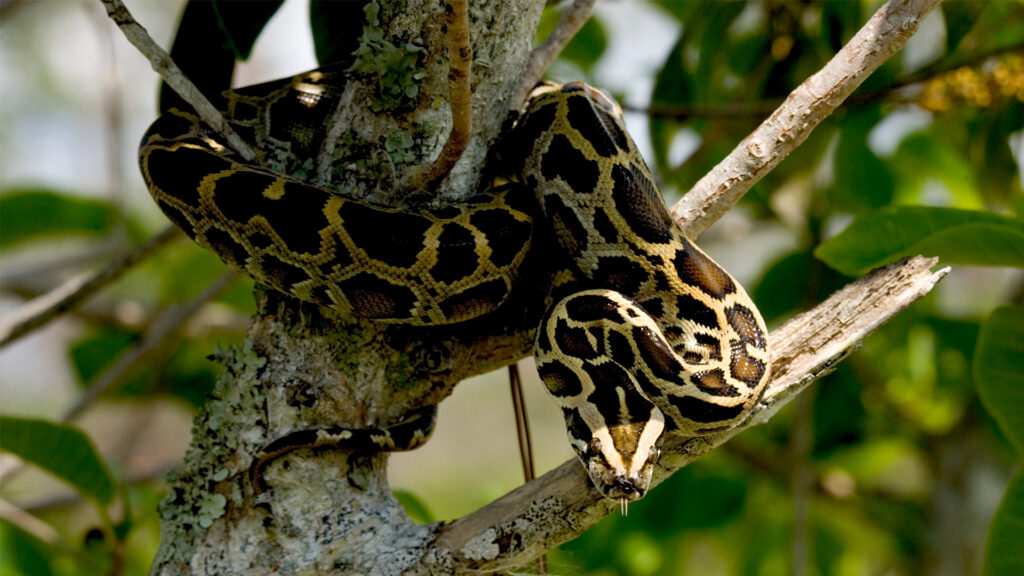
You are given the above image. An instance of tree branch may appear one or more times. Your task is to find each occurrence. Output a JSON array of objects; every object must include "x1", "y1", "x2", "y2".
[
  {"x1": 98, "y1": 0, "x2": 258, "y2": 162},
  {"x1": 431, "y1": 257, "x2": 948, "y2": 572},
  {"x1": 671, "y1": 0, "x2": 943, "y2": 238},
  {"x1": 0, "y1": 225, "x2": 182, "y2": 349},
  {"x1": 513, "y1": 0, "x2": 596, "y2": 109}
]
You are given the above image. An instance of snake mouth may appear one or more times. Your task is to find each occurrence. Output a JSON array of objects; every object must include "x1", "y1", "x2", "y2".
[{"x1": 605, "y1": 475, "x2": 647, "y2": 502}]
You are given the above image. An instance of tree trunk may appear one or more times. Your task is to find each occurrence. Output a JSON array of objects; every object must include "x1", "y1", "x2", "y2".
[{"x1": 148, "y1": 2, "x2": 545, "y2": 574}]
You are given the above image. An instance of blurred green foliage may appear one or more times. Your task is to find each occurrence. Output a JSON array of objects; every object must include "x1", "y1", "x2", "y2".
[{"x1": 1, "y1": 1, "x2": 1021, "y2": 575}]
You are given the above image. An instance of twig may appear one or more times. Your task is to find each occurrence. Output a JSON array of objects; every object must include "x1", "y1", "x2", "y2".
[
  {"x1": 0, "y1": 225, "x2": 182, "y2": 349},
  {"x1": 513, "y1": 0, "x2": 596, "y2": 110},
  {"x1": 509, "y1": 363, "x2": 546, "y2": 574},
  {"x1": 0, "y1": 269, "x2": 233, "y2": 496},
  {"x1": 97, "y1": 0, "x2": 257, "y2": 162},
  {"x1": 61, "y1": 269, "x2": 237, "y2": 421},
  {"x1": 671, "y1": 0, "x2": 943, "y2": 238},
  {"x1": 0, "y1": 498, "x2": 64, "y2": 548},
  {"x1": 0, "y1": 242, "x2": 122, "y2": 286},
  {"x1": 626, "y1": 42, "x2": 1024, "y2": 120},
  {"x1": 410, "y1": 0, "x2": 474, "y2": 189},
  {"x1": 434, "y1": 256, "x2": 948, "y2": 572},
  {"x1": 314, "y1": 87, "x2": 357, "y2": 186},
  {"x1": 847, "y1": 41, "x2": 1024, "y2": 106}
]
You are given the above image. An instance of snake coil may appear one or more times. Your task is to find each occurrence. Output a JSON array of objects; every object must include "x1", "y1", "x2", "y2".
[{"x1": 139, "y1": 71, "x2": 770, "y2": 504}]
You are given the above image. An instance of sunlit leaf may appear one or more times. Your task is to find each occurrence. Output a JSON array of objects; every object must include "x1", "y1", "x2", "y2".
[
  {"x1": 815, "y1": 206, "x2": 1024, "y2": 276},
  {"x1": 975, "y1": 305, "x2": 1024, "y2": 455},
  {"x1": 0, "y1": 417, "x2": 115, "y2": 505},
  {"x1": 892, "y1": 132, "x2": 982, "y2": 208},
  {"x1": 984, "y1": 468, "x2": 1024, "y2": 576},
  {"x1": 0, "y1": 189, "x2": 115, "y2": 249}
]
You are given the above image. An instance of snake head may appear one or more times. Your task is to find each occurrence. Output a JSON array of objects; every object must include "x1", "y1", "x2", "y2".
[{"x1": 567, "y1": 405, "x2": 666, "y2": 504}]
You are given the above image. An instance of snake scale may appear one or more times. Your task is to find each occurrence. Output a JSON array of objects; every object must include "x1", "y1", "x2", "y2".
[{"x1": 139, "y1": 69, "x2": 770, "y2": 505}]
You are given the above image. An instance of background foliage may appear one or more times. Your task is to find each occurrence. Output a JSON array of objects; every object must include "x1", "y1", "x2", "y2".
[{"x1": 1, "y1": 1, "x2": 1022, "y2": 575}]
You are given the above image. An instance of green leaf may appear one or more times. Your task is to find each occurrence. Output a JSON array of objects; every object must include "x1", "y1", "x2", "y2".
[
  {"x1": 69, "y1": 328, "x2": 139, "y2": 386},
  {"x1": 815, "y1": 206, "x2": 1024, "y2": 276},
  {"x1": 535, "y1": 8, "x2": 606, "y2": 72},
  {"x1": 394, "y1": 490, "x2": 433, "y2": 524},
  {"x1": 0, "y1": 189, "x2": 115, "y2": 249},
  {"x1": 310, "y1": 0, "x2": 369, "y2": 67},
  {"x1": 558, "y1": 17, "x2": 606, "y2": 72},
  {"x1": 984, "y1": 468, "x2": 1024, "y2": 576},
  {"x1": 975, "y1": 305, "x2": 1024, "y2": 455},
  {"x1": 831, "y1": 106, "x2": 894, "y2": 211},
  {"x1": 0, "y1": 520, "x2": 55, "y2": 576},
  {"x1": 941, "y1": 1, "x2": 990, "y2": 56},
  {"x1": 0, "y1": 417, "x2": 115, "y2": 505},
  {"x1": 160, "y1": 0, "x2": 283, "y2": 113}
]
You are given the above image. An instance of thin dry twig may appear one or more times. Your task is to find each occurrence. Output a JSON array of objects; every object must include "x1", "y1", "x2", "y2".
[
  {"x1": 61, "y1": 269, "x2": 238, "y2": 421},
  {"x1": 0, "y1": 225, "x2": 182, "y2": 349},
  {"x1": 671, "y1": 0, "x2": 943, "y2": 238},
  {"x1": 98, "y1": 0, "x2": 257, "y2": 162},
  {"x1": 410, "y1": 0, "x2": 474, "y2": 189},
  {"x1": 513, "y1": 0, "x2": 596, "y2": 109}
]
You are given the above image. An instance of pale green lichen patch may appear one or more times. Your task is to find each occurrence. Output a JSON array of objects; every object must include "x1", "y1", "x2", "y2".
[
  {"x1": 157, "y1": 341, "x2": 267, "y2": 533},
  {"x1": 196, "y1": 493, "x2": 228, "y2": 528},
  {"x1": 384, "y1": 130, "x2": 416, "y2": 164},
  {"x1": 349, "y1": 2, "x2": 427, "y2": 111}
]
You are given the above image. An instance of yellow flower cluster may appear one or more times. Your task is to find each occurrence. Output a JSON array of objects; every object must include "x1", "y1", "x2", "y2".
[{"x1": 918, "y1": 54, "x2": 1024, "y2": 112}]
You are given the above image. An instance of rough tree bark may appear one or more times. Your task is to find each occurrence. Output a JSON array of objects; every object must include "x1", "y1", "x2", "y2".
[{"x1": 138, "y1": 0, "x2": 946, "y2": 574}]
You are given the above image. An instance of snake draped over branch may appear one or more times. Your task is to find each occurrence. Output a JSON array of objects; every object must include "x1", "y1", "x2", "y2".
[{"x1": 139, "y1": 67, "x2": 770, "y2": 507}]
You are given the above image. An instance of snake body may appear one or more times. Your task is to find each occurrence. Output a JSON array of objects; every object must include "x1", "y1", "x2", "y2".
[
  {"x1": 507, "y1": 83, "x2": 770, "y2": 502},
  {"x1": 139, "y1": 68, "x2": 533, "y2": 325},
  {"x1": 139, "y1": 72, "x2": 770, "y2": 503}
]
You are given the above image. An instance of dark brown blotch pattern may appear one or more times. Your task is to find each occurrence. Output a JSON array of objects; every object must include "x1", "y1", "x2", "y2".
[{"x1": 674, "y1": 244, "x2": 736, "y2": 299}]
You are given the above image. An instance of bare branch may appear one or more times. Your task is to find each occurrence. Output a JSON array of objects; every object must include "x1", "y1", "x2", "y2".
[
  {"x1": 672, "y1": 0, "x2": 943, "y2": 238},
  {"x1": 433, "y1": 257, "x2": 948, "y2": 572},
  {"x1": 513, "y1": 0, "x2": 596, "y2": 109},
  {"x1": 97, "y1": 0, "x2": 258, "y2": 162},
  {"x1": 0, "y1": 225, "x2": 182, "y2": 349}
]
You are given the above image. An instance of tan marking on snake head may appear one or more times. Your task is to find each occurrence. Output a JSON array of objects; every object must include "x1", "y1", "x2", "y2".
[{"x1": 580, "y1": 403, "x2": 665, "y2": 503}]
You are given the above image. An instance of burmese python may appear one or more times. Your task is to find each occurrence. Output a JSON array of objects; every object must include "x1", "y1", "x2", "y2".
[{"x1": 139, "y1": 71, "x2": 770, "y2": 505}]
